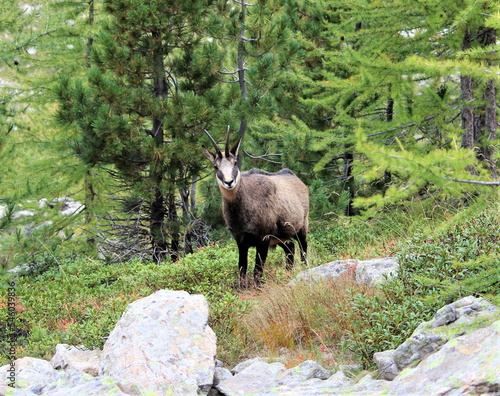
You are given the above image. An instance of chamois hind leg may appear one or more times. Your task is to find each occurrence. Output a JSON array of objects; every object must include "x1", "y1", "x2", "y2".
[
  {"x1": 296, "y1": 229, "x2": 308, "y2": 265},
  {"x1": 254, "y1": 243, "x2": 269, "y2": 286},
  {"x1": 278, "y1": 241, "x2": 295, "y2": 271},
  {"x1": 237, "y1": 243, "x2": 250, "y2": 288}
]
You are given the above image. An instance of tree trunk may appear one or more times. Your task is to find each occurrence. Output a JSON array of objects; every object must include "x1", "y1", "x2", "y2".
[
  {"x1": 343, "y1": 151, "x2": 356, "y2": 216},
  {"x1": 85, "y1": 0, "x2": 94, "y2": 67},
  {"x1": 150, "y1": 29, "x2": 170, "y2": 263},
  {"x1": 84, "y1": 169, "x2": 96, "y2": 225},
  {"x1": 384, "y1": 94, "x2": 394, "y2": 188},
  {"x1": 460, "y1": 29, "x2": 474, "y2": 150},
  {"x1": 167, "y1": 192, "x2": 180, "y2": 261},
  {"x1": 151, "y1": 186, "x2": 167, "y2": 264},
  {"x1": 84, "y1": 0, "x2": 95, "y2": 227},
  {"x1": 477, "y1": 27, "x2": 497, "y2": 176},
  {"x1": 460, "y1": 27, "x2": 497, "y2": 176},
  {"x1": 482, "y1": 78, "x2": 497, "y2": 176},
  {"x1": 236, "y1": 0, "x2": 249, "y2": 141}
]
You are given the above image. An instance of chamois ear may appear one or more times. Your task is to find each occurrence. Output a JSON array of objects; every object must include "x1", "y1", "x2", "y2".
[
  {"x1": 202, "y1": 146, "x2": 217, "y2": 163},
  {"x1": 230, "y1": 136, "x2": 243, "y2": 158}
]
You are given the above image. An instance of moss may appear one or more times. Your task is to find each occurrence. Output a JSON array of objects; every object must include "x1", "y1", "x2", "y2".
[
  {"x1": 428, "y1": 311, "x2": 500, "y2": 340},
  {"x1": 425, "y1": 352, "x2": 446, "y2": 370}
]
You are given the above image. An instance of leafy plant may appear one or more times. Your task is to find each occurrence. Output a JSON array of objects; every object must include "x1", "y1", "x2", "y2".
[
  {"x1": 398, "y1": 202, "x2": 500, "y2": 307},
  {"x1": 0, "y1": 244, "x2": 250, "y2": 365}
]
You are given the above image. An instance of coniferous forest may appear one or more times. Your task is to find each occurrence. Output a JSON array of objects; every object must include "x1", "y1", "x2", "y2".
[{"x1": 0, "y1": 0, "x2": 499, "y2": 369}]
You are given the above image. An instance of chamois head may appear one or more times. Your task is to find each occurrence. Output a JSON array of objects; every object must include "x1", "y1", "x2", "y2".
[{"x1": 202, "y1": 129, "x2": 243, "y2": 192}]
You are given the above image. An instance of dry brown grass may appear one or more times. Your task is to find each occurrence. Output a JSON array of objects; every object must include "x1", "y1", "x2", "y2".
[{"x1": 236, "y1": 272, "x2": 378, "y2": 366}]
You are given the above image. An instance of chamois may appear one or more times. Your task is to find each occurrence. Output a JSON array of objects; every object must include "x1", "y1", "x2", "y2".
[{"x1": 202, "y1": 130, "x2": 309, "y2": 287}]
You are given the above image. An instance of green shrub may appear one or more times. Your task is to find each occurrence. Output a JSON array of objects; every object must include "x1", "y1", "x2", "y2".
[
  {"x1": 0, "y1": 244, "x2": 250, "y2": 365},
  {"x1": 340, "y1": 279, "x2": 429, "y2": 366},
  {"x1": 398, "y1": 204, "x2": 500, "y2": 307},
  {"x1": 340, "y1": 202, "x2": 500, "y2": 367}
]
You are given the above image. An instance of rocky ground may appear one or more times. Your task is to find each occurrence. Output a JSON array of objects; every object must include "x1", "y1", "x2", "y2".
[{"x1": 1, "y1": 260, "x2": 499, "y2": 395}]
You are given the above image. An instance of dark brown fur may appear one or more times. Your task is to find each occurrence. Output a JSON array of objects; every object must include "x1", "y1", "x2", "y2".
[{"x1": 202, "y1": 132, "x2": 309, "y2": 287}]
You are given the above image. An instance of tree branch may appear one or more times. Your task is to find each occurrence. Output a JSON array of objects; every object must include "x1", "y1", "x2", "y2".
[
  {"x1": 446, "y1": 178, "x2": 500, "y2": 186},
  {"x1": 243, "y1": 149, "x2": 283, "y2": 164}
]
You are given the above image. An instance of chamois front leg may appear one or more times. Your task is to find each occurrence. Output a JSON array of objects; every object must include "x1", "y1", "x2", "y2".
[
  {"x1": 254, "y1": 243, "x2": 269, "y2": 286},
  {"x1": 237, "y1": 243, "x2": 249, "y2": 288}
]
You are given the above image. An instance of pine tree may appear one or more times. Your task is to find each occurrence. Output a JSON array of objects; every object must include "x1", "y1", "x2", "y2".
[
  {"x1": 57, "y1": 0, "x2": 223, "y2": 262},
  {"x1": 209, "y1": 0, "x2": 304, "y2": 163}
]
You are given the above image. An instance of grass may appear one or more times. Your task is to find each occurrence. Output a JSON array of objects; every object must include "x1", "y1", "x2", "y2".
[
  {"x1": 235, "y1": 197, "x2": 499, "y2": 368},
  {"x1": 236, "y1": 275, "x2": 377, "y2": 367},
  {"x1": 0, "y1": 196, "x2": 498, "y2": 370}
]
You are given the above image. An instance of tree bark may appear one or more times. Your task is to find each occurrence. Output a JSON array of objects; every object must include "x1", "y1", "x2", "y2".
[
  {"x1": 460, "y1": 29, "x2": 474, "y2": 150},
  {"x1": 482, "y1": 78, "x2": 497, "y2": 176},
  {"x1": 343, "y1": 151, "x2": 356, "y2": 216},
  {"x1": 236, "y1": 0, "x2": 248, "y2": 140},
  {"x1": 84, "y1": 0, "x2": 95, "y2": 227},
  {"x1": 477, "y1": 27, "x2": 497, "y2": 176},
  {"x1": 150, "y1": 29, "x2": 170, "y2": 263},
  {"x1": 460, "y1": 27, "x2": 497, "y2": 176}
]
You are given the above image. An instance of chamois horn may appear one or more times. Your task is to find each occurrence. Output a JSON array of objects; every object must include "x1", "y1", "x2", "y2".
[
  {"x1": 225, "y1": 125, "x2": 231, "y2": 158},
  {"x1": 203, "y1": 129, "x2": 221, "y2": 157}
]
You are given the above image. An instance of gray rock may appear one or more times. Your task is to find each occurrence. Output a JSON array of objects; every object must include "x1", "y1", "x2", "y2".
[
  {"x1": 326, "y1": 370, "x2": 355, "y2": 386},
  {"x1": 337, "y1": 364, "x2": 363, "y2": 375},
  {"x1": 231, "y1": 357, "x2": 265, "y2": 374},
  {"x1": 354, "y1": 257, "x2": 399, "y2": 285},
  {"x1": 217, "y1": 360, "x2": 286, "y2": 395},
  {"x1": 394, "y1": 332, "x2": 445, "y2": 371},
  {"x1": 60, "y1": 200, "x2": 84, "y2": 216},
  {"x1": 46, "y1": 376, "x2": 142, "y2": 396},
  {"x1": 51, "y1": 344, "x2": 101, "y2": 376},
  {"x1": 289, "y1": 258, "x2": 398, "y2": 286},
  {"x1": 429, "y1": 294, "x2": 498, "y2": 329},
  {"x1": 373, "y1": 349, "x2": 399, "y2": 380},
  {"x1": 0, "y1": 358, "x2": 112, "y2": 396},
  {"x1": 278, "y1": 360, "x2": 332, "y2": 385},
  {"x1": 38, "y1": 198, "x2": 49, "y2": 208},
  {"x1": 393, "y1": 296, "x2": 499, "y2": 372},
  {"x1": 349, "y1": 373, "x2": 389, "y2": 395},
  {"x1": 98, "y1": 289, "x2": 217, "y2": 395},
  {"x1": 7, "y1": 265, "x2": 31, "y2": 275},
  {"x1": 388, "y1": 321, "x2": 500, "y2": 395},
  {"x1": 213, "y1": 367, "x2": 233, "y2": 386},
  {"x1": 0, "y1": 357, "x2": 59, "y2": 395},
  {"x1": 12, "y1": 210, "x2": 35, "y2": 220},
  {"x1": 214, "y1": 359, "x2": 225, "y2": 368},
  {"x1": 289, "y1": 260, "x2": 358, "y2": 285},
  {"x1": 272, "y1": 371, "x2": 389, "y2": 396}
]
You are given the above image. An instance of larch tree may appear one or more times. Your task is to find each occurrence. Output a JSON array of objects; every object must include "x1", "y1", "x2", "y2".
[
  {"x1": 57, "y1": 0, "x2": 223, "y2": 263},
  {"x1": 0, "y1": 0, "x2": 92, "y2": 200},
  {"x1": 289, "y1": 0, "x2": 499, "y2": 214}
]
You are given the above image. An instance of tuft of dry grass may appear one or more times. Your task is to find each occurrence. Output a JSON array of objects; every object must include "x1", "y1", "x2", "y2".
[{"x1": 236, "y1": 272, "x2": 378, "y2": 367}]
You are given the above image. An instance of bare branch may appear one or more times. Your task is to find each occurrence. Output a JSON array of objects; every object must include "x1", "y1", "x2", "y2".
[
  {"x1": 217, "y1": 70, "x2": 238, "y2": 75},
  {"x1": 233, "y1": 0, "x2": 255, "y2": 5},
  {"x1": 366, "y1": 116, "x2": 436, "y2": 137},
  {"x1": 446, "y1": 178, "x2": 500, "y2": 186},
  {"x1": 243, "y1": 149, "x2": 284, "y2": 164}
]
